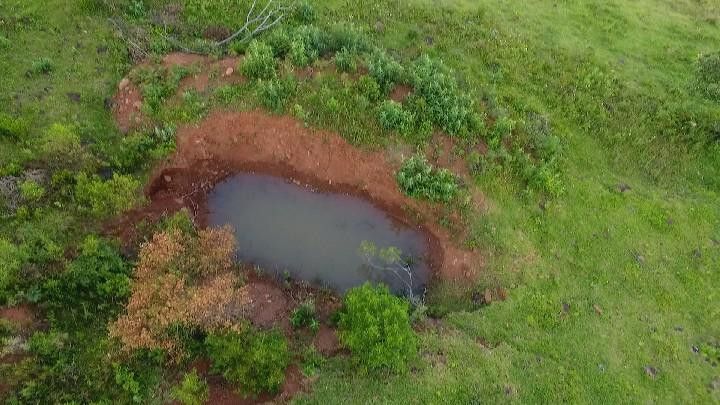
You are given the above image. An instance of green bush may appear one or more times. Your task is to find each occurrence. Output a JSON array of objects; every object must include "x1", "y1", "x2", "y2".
[
  {"x1": 338, "y1": 283, "x2": 416, "y2": 373},
  {"x1": 0, "y1": 113, "x2": 29, "y2": 139},
  {"x1": 397, "y1": 155, "x2": 459, "y2": 203},
  {"x1": 334, "y1": 47, "x2": 357, "y2": 73},
  {"x1": 293, "y1": 1, "x2": 315, "y2": 24},
  {"x1": 410, "y1": 55, "x2": 483, "y2": 138},
  {"x1": 28, "y1": 57, "x2": 53, "y2": 75},
  {"x1": 367, "y1": 50, "x2": 405, "y2": 93},
  {"x1": 289, "y1": 25, "x2": 326, "y2": 67},
  {"x1": 378, "y1": 100, "x2": 414, "y2": 135},
  {"x1": 241, "y1": 40, "x2": 276, "y2": 80},
  {"x1": 0, "y1": 239, "x2": 22, "y2": 301},
  {"x1": 133, "y1": 66, "x2": 192, "y2": 115},
  {"x1": 206, "y1": 328, "x2": 290, "y2": 395},
  {"x1": 75, "y1": 173, "x2": 141, "y2": 217},
  {"x1": 695, "y1": 52, "x2": 720, "y2": 101},
  {"x1": 355, "y1": 75, "x2": 382, "y2": 102},
  {"x1": 290, "y1": 300, "x2": 319, "y2": 332},
  {"x1": 19, "y1": 180, "x2": 45, "y2": 203},
  {"x1": 172, "y1": 370, "x2": 209, "y2": 405},
  {"x1": 326, "y1": 24, "x2": 369, "y2": 54},
  {"x1": 257, "y1": 76, "x2": 296, "y2": 112},
  {"x1": 43, "y1": 236, "x2": 131, "y2": 324},
  {"x1": 266, "y1": 27, "x2": 292, "y2": 58},
  {"x1": 110, "y1": 125, "x2": 176, "y2": 173},
  {"x1": 38, "y1": 123, "x2": 86, "y2": 168},
  {"x1": 183, "y1": 0, "x2": 248, "y2": 32},
  {"x1": 489, "y1": 116, "x2": 515, "y2": 148}
]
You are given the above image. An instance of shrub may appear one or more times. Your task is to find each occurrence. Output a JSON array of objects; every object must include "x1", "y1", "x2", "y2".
[
  {"x1": 326, "y1": 25, "x2": 369, "y2": 54},
  {"x1": 410, "y1": 55, "x2": 483, "y2": 138},
  {"x1": 43, "y1": 236, "x2": 131, "y2": 324},
  {"x1": 338, "y1": 283, "x2": 416, "y2": 373},
  {"x1": 134, "y1": 66, "x2": 192, "y2": 115},
  {"x1": 355, "y1": 75, "x2": 382, "y2": 102},
  {"x1": 257, "y1": 76, "x2": 296, "y2": 113},
  {"x1": 0, "y1": 239, "x2": 22, "y2": 301},
  {"x1": 378, "y1": 100, "x2": 414, "y2": 135},
  {"x1": 396, "y1": 155, "x2": 459, "y2": 203},
  {"x1": 74, "y1": 173, "x2": 142, "y2": 217},
  {"x1": 489, "y1": 116, "x2": 515, "y2": 148},
  {"x1": 172, "y1": 370, "x2": 209, "y2": 405},
  {"x1": 695, "y1": 52, "x2": 720, "y2": 101},
  {"x1": 241, "y1": 40, "x2": 276, "y2": 80},
  {"x1": 334, "y1": 47, "x2": 357, "y2": 73},
  {"x1": 206, "y1": 329, "x2": 290, "y2": 395},
  {"x1": 0, "y1": 113, "x2": 29, "y2": 139},
  {"x1": 111, "y1": 125, "x2": 176, "y2": 173},
  {"x1": 367, "y1": 50, "x2": 404, "y2": 93},
  {"x1": 38, "y1": 123, "x2": 85, "y2": 168},
  {"x1": 28, "y1": 57, "x2": 53, "y2": 75},
  {"x1": 19, "y1": 180, "x2": 45, "y2": 203},
  {"x1": 266, "y1": 27, "x2": 292, "y2": 58},
  {"x1": 293, "y1": 1, "x2": 315, "y2": 24},
  {"x1": 290, "y1": 300, "x2": 319, "y2": 332},
  {"x1": 289, "y1": 25, "x2": 326, "y2": 67}
]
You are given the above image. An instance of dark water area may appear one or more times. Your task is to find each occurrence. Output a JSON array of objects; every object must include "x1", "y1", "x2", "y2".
[{"x1": 207, "y1": 173, "x2": 431, "y2": 295}]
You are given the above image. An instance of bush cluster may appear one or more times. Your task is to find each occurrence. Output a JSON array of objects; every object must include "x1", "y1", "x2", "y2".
[
  {"x1": 397, "y1": 155, "x2": 459, "y2": 203},
  {"x1": 37, "y1": 123, "x2": 86, "y2": 169},
  {"x1": 409, "y1": 55, "x2": 483, "y2": 138},
  {"x1": 0, "y1": 238, "x2": 21, "y2": 302},
  {"x1": 290, "y1": 300, "x2": 319, "y2": 332},
  {"x1": 367, "y1": 50, "x2": 405, "y2": 93},
  {"x1": 172, "y1": 370, "x2": 209, "y2": 405},
  {"x1": 134, "y1": 66, "x2": 193, "y2": 115},
  {"x1": 695, "y1": 52, "x2": 720, "y2": 101},
  {"x1": 241, "y1": 40, "x2": 277, "y2": 80},
  {"x1": 378, "y1": 100, "x2": 414, "y2": 135},
  {"x1": 257, "y1": 76, "x2": 297, "y2": 112},
  {"x1": 206, "y1": 328, "x2": 290, "y2": 395},
  {"x1": 338, "y1": 283, "x2": 416, "y2": 373},
  {"x1": 0, "y1": 113, "x2": 29, "y2": 139},
  {"x1": 74, "y1": 173, "x2": 142, "y2": 217}
]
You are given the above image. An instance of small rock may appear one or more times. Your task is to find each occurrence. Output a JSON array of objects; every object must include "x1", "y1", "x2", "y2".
[
  {"x1": 503, "y1": 385, "x2": 515, "y2": 397},
  {"x1": 644, "y1": 365, "x2": 658, "y2": 379},
  {"x1": 163, "y1": 175, "x2": 172, "y2": 183},
  {"x1": 132, "y1": 101, "x2": 142, "y2": 109},
  {"x1": 617, "y1": 183, "x2": 631, "y2": 193},
  {"x1": 674, "y1": 325, "x2": 684, "y2": 332},
  {"x1": 593, "y1": 304, "x2": 603, "y2": 316},
  {"x1": 224, "y1": 67, "x2": 234, "y2": 76},
  {"x1": 471, "y1": 290, "x2": 482, "y2": 304},
  {"x1": 425, "y1": 35, "x2": 434, "y2": 45},
  {"x1": 374, "y1": 20, "x2": 385, "y2": 32},
  {"x1": 692, "y1": 248, "x2": 702, "y2": 259},
  {"x1": 97, "y1": 45, "x2": 108, "y2": 54},
  {"x1": 118, "y1": 78, "x2": 130, "y2": 91},
  {"x1": 692, "y1": 345, "x2": 699, "y2": 353},
  {"x1": 496, "y1": 287, "x2": 508, "y2": 301},
  {"x1": 562, "y1": 302, "x2": 570, "y2": 313},
  {"x1": 666, "y1": 217, "x2": 674, "y2": 225},
  {"x1": 66, "y1": 92, "x2": 81, "y2": 102},
  {"x1": 634, "y1": 253, "x2": 645, "y2": 265},
  {"x1": 710, "y1": 377, "x2": 720, "y2": 391},
  {"x1": 103, "y1": 97, "x2": 114, "y2": 110}
]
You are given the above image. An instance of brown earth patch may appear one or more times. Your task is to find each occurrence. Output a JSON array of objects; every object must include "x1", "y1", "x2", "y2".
[
  {"x1": 0, "y1": 304, "x2": 35, "y2": 331},
  {"x1": 390, "y1": 84, "x2": 412, "y2": 103},
  {"x1": 313, "y1": 324, "x2": 340, "y2": 356},
  {"x1": 113, "y1": 78, "x2": 144, "y2": 134}
]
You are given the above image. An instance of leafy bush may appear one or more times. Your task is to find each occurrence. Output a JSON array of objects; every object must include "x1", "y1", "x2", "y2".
[
  {"x1": 183, "y1": 0, "x2": 249, "y2": 33},
  {"x1": 338, "y1": 283, "x2": 416, "y2": 373},
  {"x1": 134, "y1": 66, "x2": 192, "y2": 115},
  {"x1": 266, "y1": 27, "x2": 292, "y2": 58},
  {"x1": 38, "y1": 123, "x2": 86, "y2": 168},
  {"x1": 334, "y1": 47, "x2": 357, "y2": 73},
  {"x1": 378, "y1": 100, "x2": 414, "y2": 135},
  {"x1": 326, "y1": 24, "x2": 369, "y2": 54},
  {"x1": 28, "y1": 57, "x2": 53, "y2": 75},
  {"x1": 489, "y1": 116, "x2": 515, "y2": 148},
  {"x1": 172, "y1": 370, "x2": 209, "y2": 405},
  {"x1": 355, "y1": 75, "x2": 382, "y2": 102},
  {"x1": 397, "y1": 155, "x2": 459, "y2": 203},
  {"x1": 241, "y1": 40, "x2": 276, "y2": 80},
  {"x1": 206, "y1": 329, "x2": 290, "y2": 395},
  {"x1": 289, "y1": 25, "x2": 326, "y2": 67},
  {"x1": 695, "y1": 52, "x2": 720, "y2": 101},
  {"x1": 290, "y1": 300, "x2": 319, "y2": 332},
  {"x1": 0, "y1": 113, "x2": 29, "y2": 139},
  {"x1": 43, "y1": 236, "x2": 131, "y2": 324},
  {"x1": 19, "y1": 180, "x2": 45, "y2": 203},
  {"x1": 257, "y1": 76, "x2": 297, "y2": 112},
  {"x1": 293, "y1": 1, "x2": 315, "y2": 24},
  {"x1": 110, "y1": 125, "x2": 176, "y2": 173},
  {"x1": 0, "y1": 239, "x2": 22, "y2": 302},
  {"x1": 367, "y1": 50, "x2": 405, "y2": 93},
  {"x1": 74, "y1": 173, "x2": 141, "y2": 217},
  {"x1": 410, "y1": 55, "x2": 483, "y2": 138}
]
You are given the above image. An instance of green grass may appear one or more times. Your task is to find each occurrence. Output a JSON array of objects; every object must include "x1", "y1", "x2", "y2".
[{"x1": 2, "y1": 0, "x2": 720, "y2": 403}]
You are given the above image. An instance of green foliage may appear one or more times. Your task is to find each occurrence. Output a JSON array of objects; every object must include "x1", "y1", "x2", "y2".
[
  {"x1": 182, "y1": 0, "x2": 249, "y2": 33},
  {"x1": 326, "y1": 24, "x2": 369, "y2": 54},
  {"x1": 409, "y1": 55, "x2": 483, "y2": 138},
  {"x1": 290, "y1": 300, "x2": 319, "y2": 332},
  {"x1": 338, "y1": 283, "x2": 416, "y2": 373},
  {"x1": 133, "y1": 66, "x2": 192, "y2": 115},
  {"x1": 378, "y1": 100, "x2": 413, "y2": 135},
  {"x1": 489, "y1": 116, "x2": 515, "y2": 148},
  {"x1": 367, "y1": 50, "x2": 405, "y2": 93},
  {"x1": 334, "y1": 47, "x2": 357, "y2": 73},
  {"x1": 19, "y1": 180, "x2": 45, "y2": 203},
  {"x1": 0, "y1": 113, "x2": 29, "y2": 139},
  {"x1": 354, "y1": 75, "x2": 382, "y2": 102},
  {"x1": 37, "y1": 123, "x2": 86, "y2": 168},
  {"x1": 172, "y1": 370, "x2": 209, "y2": 405},
  {"x1": 397, "y1": 155, "x2": 459, "y2": 203},
  {"x1": 43, "y1": 236, "x2": 130, "y2": 324},
  {"x1": 114, "y1": 363, "x2": 142, "y2": 403},
  {"x1": 241, "y1": 40, "x2": 276, "y2": 80},
  {"x1": 28, "y1": 57, "x2": 53, "y2": 75},
  {"x1": 293, "y1": 1, "x2": 316, "y2": 24},
  {"x1": 257, "y1": 76, "x2": 297, "y2": 112},
  {"x1": 206, "y1": 328, "x2": 290, "y2": 395},
  {"x1": 289, "y1": 25, "x2": 324, "y2": 67},
  {"x1": 110, "y1": 125, "x2": 176, "y2": 173},
  {"x1": 695, "y1": 52, "x2": 720, "y2": 101},
  {"x1": 0, "y1": 239, "x2": 22, "y2": 301},
  {"x1": 74, "y1": 173, "x2": 141, "y2": 217}
]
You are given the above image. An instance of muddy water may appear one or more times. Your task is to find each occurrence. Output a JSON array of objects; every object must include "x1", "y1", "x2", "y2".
[{"x1": 207, "y1": 174, "x2": 430, "y2": 295}]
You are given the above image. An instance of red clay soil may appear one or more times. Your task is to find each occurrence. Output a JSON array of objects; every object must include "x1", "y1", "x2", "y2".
[
  {"x1": 0, "y1": 304, "x2": 35, "y2": 331},
  {"x1": 112, "y1": 108, "x2": 482, "y2": 281},
  {"x1": 313, "y1": 324, "x2": 340, "y2": 356},
  {"x1": 390, "y1": 84, "x2": 412, "y2": 103}
]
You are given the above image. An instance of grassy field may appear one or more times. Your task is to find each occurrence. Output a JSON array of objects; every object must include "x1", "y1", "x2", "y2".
[{"x1": 1, "y1": 0, "x2": 719, "y2": 403}]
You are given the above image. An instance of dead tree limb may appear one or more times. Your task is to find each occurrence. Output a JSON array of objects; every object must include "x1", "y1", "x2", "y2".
[{"x1": 216, "y1": 0, "x2": 291, "y2": 47}]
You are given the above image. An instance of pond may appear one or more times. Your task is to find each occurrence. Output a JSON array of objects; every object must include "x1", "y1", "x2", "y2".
[{"x1": 207, "y1": 173, "x2": 431, "y2": 296}]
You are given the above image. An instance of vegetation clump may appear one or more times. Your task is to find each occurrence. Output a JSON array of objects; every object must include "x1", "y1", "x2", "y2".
[
  {"x1": 206, "y1": 328, "x2": 290, "y2": 395},
  {"x1": 695, "y1": 52, "x2": 720, "y2": 101},
  {"x1": 338, "y1": 283, "x2": 416, "y2": 373},
  {"x1": 396, "y1": 155, "x2": 459, "y2": 203},
  {"x1": 241, "y1": 40, "x2": 277, "y2": 80},
  {"x1": 74, "y1": 173, "x2": 142, "y2": 218},
  {"x1": 171, "y1": 370, "x2": 209, "y2": 405}
]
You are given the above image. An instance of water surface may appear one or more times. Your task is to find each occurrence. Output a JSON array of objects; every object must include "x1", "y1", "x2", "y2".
[{"x1": 207, "y1": 174, "x2": 430, "y2": 295}]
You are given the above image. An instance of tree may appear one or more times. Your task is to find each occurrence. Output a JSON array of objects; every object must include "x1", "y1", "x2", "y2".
[{"x1": 359, "y1": 241, "x2": 421, "y2": 305}]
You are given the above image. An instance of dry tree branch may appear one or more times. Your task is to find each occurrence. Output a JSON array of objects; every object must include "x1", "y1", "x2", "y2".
[{"x1": 216, "y1": 0, "x2": 292, "y2": 47}]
